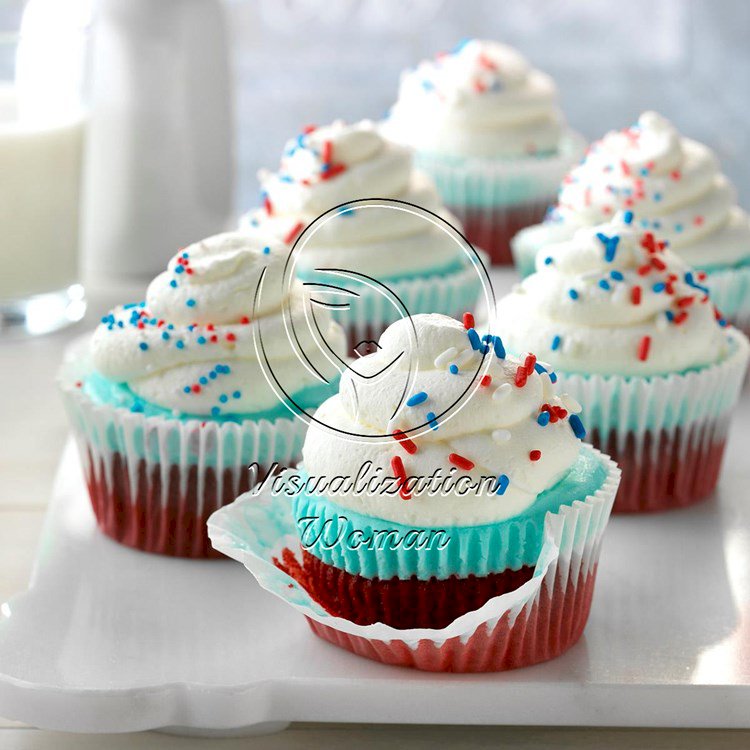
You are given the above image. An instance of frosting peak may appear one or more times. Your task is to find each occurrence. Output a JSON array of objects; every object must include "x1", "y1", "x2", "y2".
[
  {"x1": 383, "y1": 39, "x2": 566, "y2": 158},
  {"x1": 497, "y1": 214, "x2": 730, "y2": 375},
  {"x1": 543, "y1": 111, "x2": 750, "y2": 268},
  {"x1": 244, "y1": 119, "x2": 468, "y2": 279},
  {"x1": 302, "y1": 313, "x2": 584, "y2": 526},
  {"x1": 90, "y1": 231, "x2": 346, "y2": 417}
]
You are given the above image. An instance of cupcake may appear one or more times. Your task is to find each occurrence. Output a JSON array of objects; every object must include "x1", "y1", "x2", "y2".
[
  {"x1": 381, "y1": 39, "x2": 585, "y2": 265},
  {"x1": 59, "y1": 231, "x2": 347, "y2": 557},
  {"x1": 241, "y1": 120, "x2": 485, "y2": 355},
  {"x1": 512, "y1": 112, "x2": 750, "y2": 334},
  {"x1": 209, "y1": 313, "x2": 620, "y2": 671},
  {"x1": 498, "y1": 212, "x2": 749, "y2": 512}
]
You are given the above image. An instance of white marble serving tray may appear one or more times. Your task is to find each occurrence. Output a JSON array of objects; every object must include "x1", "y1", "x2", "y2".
[{"x1": 0, "y1": 427, "x2": 749, "y2": 735}]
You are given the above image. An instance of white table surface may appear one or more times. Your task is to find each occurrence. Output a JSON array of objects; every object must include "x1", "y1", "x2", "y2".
[{"x1": 1, "y1": 278, "x2": 749, "y2": 748}]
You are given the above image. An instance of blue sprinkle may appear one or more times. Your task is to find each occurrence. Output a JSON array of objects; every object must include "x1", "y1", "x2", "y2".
[
  {"x1": 653, "y1": 192, "x2": 662, "y2": 202},
  {"x1": 162, "y1": 331, "x2": 170, "y2": 340},
  {"x1": 480, "y1": 334, "x2": 493, "y2": 354},
  {"x1": 175, "y1": 265, "x2": 184, "y2": 274},
  {"x1": 568, "y1": 288, "x2": 579, "y2": 300},
  {"x1": 665, "y1": 310, "x2": 675, "y2": 322},
  {"x1": 596, "y1": 232, "x2": 620, "y2": 262},
  {"x1": 197, "y1": 336, "x2": 207, "y2": 344},
  {"x1": 569, "y1": 414, "x2": 586, "y2": 439},
  {"x1": 467, "y1": 328, "x2": 482, "y2": 351},
  {"x1": 176, "y1": 340, "x2": 185, "y2": 349},
  {"x1": 209, "y1": 370, "x2": 217, "y2": 379},
  {"x1": 653, "y1": 282, "x2": 666, "y2": 293},
  {"x1": 685, "y1": 271, "x2": 709, "y2": 295},
  {"x1": 598, "y1": 279, "x2": 611, "y2": 291},
  {"x1": 623, "y1": 210, "x2": 634, "y2": 225},
  {"x1": 139, "y1": 342, "x2": 148, "y2": 351},
  {"x1": 170, "y1": 280, "x2": 178, "y2": 288},
  {"x1": 131, "y1": 403, "x2": 144, "y2": 413},
  {"x1": 181, "y1": 252, "x2": 189, "y2": 259},
  {"x1": 406, "y1": 392, "x2": 428, "y2": 407},
  {"x1": 493, "y1": 336, "x2": 506, "y2": 359},
  {"x1": 675, "y1": 223, "x2": 684, "y2": 233},
  {"x1": 232, "y1": 390, "x2": 241, "y2": 399},
  {"x1": 610, "y1": 270, "x2": 624, "y2": 281},
  {"x1": 549, "y1": 372, "x2": 558, "y2": 383},
  {"x1": 449, "y1": 364, "x2": 459, "y2": 375},
  {"x1": 219, "y1": 394, "x2": 228, "y2": 403},
  {"x1": 183, "y1": 386, "x2": 191, "y2": 394},
  {"x1": 426, "y1": 412, "x2": 439, "y2": 430},
  {"x1": 534, "y1": 363, "x2": 547, "y2": 374},
  {"x1": 640, "y1": 168, "x2": 649, "y2": 176},
  {"x1": 186, "y1": 298, "x2": 196, "y2": 308},
  {"x1": 263, "y1": 246, "x2": 271, "y2": 255},
  {"x1": 551, "y1": 334, "x2": 561, "y2": 351},
  {"x1": 537, "y1": 411, "x2": 551, "y2": 426},
  {"x1": 495, "y1": 474, "x2": 510, "y2": 496},
  {"x1": 544, "y1": 256, "x2": 553, "y2": 265},
  {"x1": 211, "y1": 406, "x2": 221, "y2": 417},
  {"x1": 199, "y1": 376, "x2": 208, "y2": 385}
]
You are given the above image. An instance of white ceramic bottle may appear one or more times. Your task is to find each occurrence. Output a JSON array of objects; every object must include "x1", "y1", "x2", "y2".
[{"x1": 82, "y1": 0, "x2": 234, "y2": 286}]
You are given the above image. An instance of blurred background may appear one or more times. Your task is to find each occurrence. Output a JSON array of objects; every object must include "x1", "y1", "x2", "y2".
[{"x1": 229, "y1": 0, "x2": 750, "y2": 209}]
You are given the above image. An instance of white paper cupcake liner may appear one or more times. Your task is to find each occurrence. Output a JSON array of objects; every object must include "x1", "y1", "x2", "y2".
[
  {"x1": 554, "y1": 329, "x2": 749, "y2": 512},
  {"x1": 59, "y1": 355, "x2": 308, "y2": 558},
  {"x1": 414, "y1": 132, "x2": 585, "y2": 265},
  {"x1": 207, "y1": 451, "x2": 619, "y2": 672}
]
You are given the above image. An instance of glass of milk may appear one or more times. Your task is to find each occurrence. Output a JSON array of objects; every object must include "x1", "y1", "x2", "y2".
[{"x1": 0, "y1": 1, "x2": 90, "y2": 336}]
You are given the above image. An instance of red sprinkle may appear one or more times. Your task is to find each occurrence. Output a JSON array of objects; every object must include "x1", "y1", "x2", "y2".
[
  {"x1": 393, "y1": 430, "x2": 418, "y2": 455},
  {"x1": 209, "y1": 335, "x2": 218, "y2": 343},
  {"x1": 75, "y1": 381, "x2": 82, "y2": 388},
  {"x1": 673, "y1": 311, "x2": 688, "y2": 325},
  {"x1": 264, "y1": 195, "x2": 273, "y2": 215},
  {"x1": 390, "y1": 455, "x2": 410, "y2": 501},
  {"x1": 693, "y1": 215, "x2": 705, "y2": 226},
  {"x1": 480, "y1": 375, "x2": 492, "y2": 387},
  {"x1": 670, "y1": 169, "x2": 681, "y2": 180},
  {"x1": 448, "y1": 453, "x2": 475, "y2": 471},
  {"x1": 302, "y1": 124, "x2": 317, "y2": 134},
  {"x1": 676, "y1": 296, "x2": 694, "y2": 308},
  {"x1": 322, "y1": 140, "x2": 332, "y2": 164},
  {"x1": 283, "y1": 221, "x2": 304, "y2": 245},
  {"x1": 620, "y1": 159, "x2": 631, "y2": 176},
  {"x1": 637, "y1": 264, "x2": 652, "y2": 276},
  {"x1": 631, "y1": 285, "x2": 642, "y2": 305},
  {"x1": 529, "y1": 450, "x2": 542, "y2": 462},
  {"x1": 637, "y1": 335, "x2": 651, "y2": 362},
  {"x1": 226, "y1": 332, "x2": 236, "y2": 342},
  {"x1": 515, "y1": 366, "x2": 528, "y2": 388},
  {"x1": 191, "y1": 384, "x2": 201, "y2": 393},
  {"x1": 650, "y1": 257, "x2": 667, "y2": 271},
  {"x1": 240, "y1": 316, "x2": 250, "y2": 325},
  {"x1": 462, "y1": 312, "x2": 475, "y2": 330},
  {"x1": 524, "y1": 353, "x2": 537, "y2": 376}
]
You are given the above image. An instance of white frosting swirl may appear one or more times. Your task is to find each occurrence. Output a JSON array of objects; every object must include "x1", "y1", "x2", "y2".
[
  {"x1": 525, "y1": 111, "x2": 750, "y2": 268},
  {"x1": 382, "y1": 39, "x2": 566, "y2": 158},
  {"x1": 91, "y1": 231, "x2": 347, "y2": 415},
  {"x1": 302, "y1": 314, "x2": 582, "y2": 526},
  {"x1": 243, "y1": 120, "x2": 466, "y2": 278},
  {"x1": 497, "y1": 214, "x2": 730, "y2": 376}
]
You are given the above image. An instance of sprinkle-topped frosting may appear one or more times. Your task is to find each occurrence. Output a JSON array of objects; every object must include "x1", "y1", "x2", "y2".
[
  {"x1": 91, "y1": 231, "x2": 347, "y2": 417},
  {"x1": 382, "y1": 39, "x2": 566, "y2": 159},
  {"x1": 302, "y1": 313, "x2": 583, "y2": 526},
  {"x1": 496, "y1": 213, "x2": 730, "y2": 376},
  {"x1": 524, "y1": 111, "x2": 750, "y2": 269},
  {"x1": 243, "y1": 120, "x2": 466, "y2": 279}
]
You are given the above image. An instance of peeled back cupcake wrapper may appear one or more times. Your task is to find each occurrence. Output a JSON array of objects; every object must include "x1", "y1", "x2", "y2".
[
  {"x1": 207, "y1": 452, "x2": 619, "y2": 672},
  {"x1": 60, "y1": 364, "x2": 308, "y2": 558},
  {"x1": 334, "y1": 255, "x2": 485, "y2": 353},
  {"x1": 704, "y1": 264, "x2": 750, "y2": 336},
  {"x1": 555, "y1": 329, "x2": 749, "y2": 513}
]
